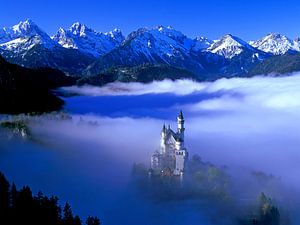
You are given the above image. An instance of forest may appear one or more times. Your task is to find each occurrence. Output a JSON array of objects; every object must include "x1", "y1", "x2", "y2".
[{"x1": 0, "y1": 172, "x2": 100, "y2": 225}]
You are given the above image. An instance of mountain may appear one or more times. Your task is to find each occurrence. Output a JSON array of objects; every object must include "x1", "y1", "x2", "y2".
[
  {"x1": 249, "y1": 33, "x2": 300, "y2": 55},
  {"x1": 207, "y1": 34, "x2": 264, "y2": 59},
  {"x1": 52, "y1": 22, "x2": 125, "y2": 57},
  {"x1": 0, "y1": 19, "x2": 51, "y2": 44},
  {"x1": 84, "y1": 26, "x2": 212, "y2": 76},
  {"x1": 0, "y1": 55, "x2": 74, "y2": 114},
  {"x1": 0, "y1": 20, "x2": 95, "y2": 75},
  {"x1": 0, "y1": 19, "x2": 56, "y2": 50},
  {"x1": 1, "y1": 20, "x2": 300, "y2": 82},
  {"x1": 84, "y1": 30, "x2": 272, "y2": 79}
]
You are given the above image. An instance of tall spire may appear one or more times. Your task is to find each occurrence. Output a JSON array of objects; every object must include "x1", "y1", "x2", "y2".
[
  {"x1": 177, "y1": 110, "x2": 185, "y2": 135},
  {"x1": 162, "y1": 123, "x2": 166, "y2": 132},
  {"x1": 178, "y1": 110, "x2": 184, "y2": 120}
]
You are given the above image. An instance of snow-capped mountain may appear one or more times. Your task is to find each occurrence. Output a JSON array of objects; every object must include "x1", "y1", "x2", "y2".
[
  {"x1": 52, "y1": 22, "x2": 124, "y2": 57},
  {"x1": 207, "y1": 34, "x2": 261, "y2": 59},
  {"x1": 0, "y1": 20, "x2": 95, "y2": 74},
  {"x1": 6, "y1": 19, "x2": 49, "y2": 40},
  {"x1": 0, "y1": 35, "x2": 56, "y2": 55},
  {"x1": 2, "y1": 20, "x2": 300, "y2": 80},
  {"x1": 249, "y1": 33, "x2": 300, "y2": 55},
  {"x1": 85, "y1": 25, "x2": 207, "y2": 75},
  {"x1": 0, "y1": 19, "x2": 56, "y2": 52}
]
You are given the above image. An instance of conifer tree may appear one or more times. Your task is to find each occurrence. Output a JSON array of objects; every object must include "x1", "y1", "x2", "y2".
[
  {"x1": 86, "y1": 216, "x2": 101, "y2": 225},
  {"x1": 0, "y1": 172, "x2": 10, "y2": 223},
  {"x1": 63, "y1": 202, "x2": 74, "y2": 225}
]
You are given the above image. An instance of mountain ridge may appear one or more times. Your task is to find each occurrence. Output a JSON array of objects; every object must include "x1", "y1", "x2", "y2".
[{"x1": 2, "y1": 19, "x2": 300, "y2": 80}]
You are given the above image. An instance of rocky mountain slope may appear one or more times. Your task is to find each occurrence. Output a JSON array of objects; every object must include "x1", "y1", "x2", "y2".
[
  {"x1": 84, "y1": 26, "x2": 207, "y2": 76},
  {"x1": 52, "y1": 22, "x2": 125, "y2": 57}
]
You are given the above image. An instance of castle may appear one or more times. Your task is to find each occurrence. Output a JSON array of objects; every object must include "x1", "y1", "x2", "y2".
[{"x1": 150, "y1": 111, "x2": 188, "y2": 177}]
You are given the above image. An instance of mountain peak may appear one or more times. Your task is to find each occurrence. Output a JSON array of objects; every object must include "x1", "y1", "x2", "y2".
[
  {"x1": 52, "y1": 23, "x2": 125, "y2": 57},
  {"x1": 155, "y1": 25, "x2": 174, "y2": 31},
  {"x1": 152, "y1": 25, "x2": 186, "y2": 43},
  {"x1": 69, "y1": 22, "x2": 92, "y2": 36},
  {"x1": 105, "y1": 28, "x2": 124, "y2": 43},
  {"x1": 13, "y1": 19, "x2": 36, "y2": 30},
  {"x1": 222, "y1": 34, "x2": 248, "y2": 45},
  {"x1": 266, "y1": 33, "x2": 285, "y2": 38},
  {"x1": 57, "y1": 27, "x2": 65, "y2": 33},
  {"x1": 15, "y1": 19, "x2": 35, "y2": 27},
  {"x1": 11, "y1": 19, "x2": 46, "y2": 37},
  {"x1": 0, "y1": 19, "x2": 53, "y2": 48},
  {"x1": 105, "y1": 28, "x2": 122, "y2": 36},
  {"x1": 250, "y1": 33, "x2": 296, "y2": 55},
  {"x1": 208, "y1": 34, "x2": 255, "y2": 58}
]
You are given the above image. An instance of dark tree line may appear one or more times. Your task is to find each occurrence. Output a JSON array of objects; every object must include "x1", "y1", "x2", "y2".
[
  {"x1": 0, "y1": 172, "x2": 100, "y2": 225},
  {"x1": 0, "y1": 55, "x2": 75, "y2": 114}
]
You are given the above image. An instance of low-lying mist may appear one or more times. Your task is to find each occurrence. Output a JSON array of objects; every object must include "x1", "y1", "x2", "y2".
[{"x1": 2, "y1": 74, "x2": 300, "y2": 224}]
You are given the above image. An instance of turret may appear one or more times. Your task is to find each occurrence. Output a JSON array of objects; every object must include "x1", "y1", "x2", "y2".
[
  {"x1": 161, "y1": 124, "x2": 167, "y2": 138},
  {"x1": 177, "y1": 110, "x2": 185, "y2": 141},
  {"x1": 160, "y1": 124, "x2": 167, "y2": 154}
]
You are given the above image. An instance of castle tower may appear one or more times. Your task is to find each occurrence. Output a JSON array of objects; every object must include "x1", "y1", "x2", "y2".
[
  {"x1": 161, "y1": 124, "x2": 167, "y2": 138},
  {"x1": 174, "y1": 111, "x2": 188, "y2": 176},
  {"x1": 160, "y1": 124, "x2": 167, "y2": 154},
  {"x1": 177, "y1": 110, "x2": 185, "y2": 142}
]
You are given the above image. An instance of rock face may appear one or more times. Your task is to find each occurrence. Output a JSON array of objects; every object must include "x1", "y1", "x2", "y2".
[{"x1": 52, "y1": 22, "x2": 125, "y2": 57}]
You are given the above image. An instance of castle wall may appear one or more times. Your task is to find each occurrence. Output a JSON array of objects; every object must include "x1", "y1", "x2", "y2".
[{"x1": 174, "y1": 149, "x2": 187, "y2": 175}]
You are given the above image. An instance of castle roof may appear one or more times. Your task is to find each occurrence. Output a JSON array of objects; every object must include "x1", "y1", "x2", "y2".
[
  {"x1": 178, "y1": 110, "x2": 184, "y2": 120},
  {"x1": 163, "y1": 124, "x2": 182, "y2": 142},
  {"x1": 161, "y1": 111, "x2": 184, "y2": 142}
]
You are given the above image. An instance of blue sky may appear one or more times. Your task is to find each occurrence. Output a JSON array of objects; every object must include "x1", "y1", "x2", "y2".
[{"x1": 1, "y1": 0, "x2": 300, "y2": 40}]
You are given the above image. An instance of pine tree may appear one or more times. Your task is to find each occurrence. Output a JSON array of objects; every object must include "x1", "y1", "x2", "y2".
[
  {"x1": 10, "y1": 183, "x2": 18, "y2": 208},
  {"x1": 0, "y1": 172, "x2": 10, "y2": 223},
  {"x1": 74, "y1": 215, "x2": 82, "y2": 225},
  {"x1": 17, "y1": 186, "x2": 34, "y2": 224},
  {"x1": 63, "y1": 202, "x2": 74, "y2": 225},
  {"x1": 86, "y1": 216, "x2": 101, "y2": 225}
]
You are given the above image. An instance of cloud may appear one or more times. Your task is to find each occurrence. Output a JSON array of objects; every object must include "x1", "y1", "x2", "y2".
[
  {"x1": 60, "y1": 79, "x2": 206, "y2": 96},
  {"x1": 58, "y1": 74, "x2": 300, "y2": 187},
  {"x1": 4, "y1": 74, "x2": 300, "y2": 224}
]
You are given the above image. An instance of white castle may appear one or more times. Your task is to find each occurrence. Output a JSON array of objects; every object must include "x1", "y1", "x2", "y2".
[{"x1": 150, "y1": 111, "x2": 188, "y2": 176}]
